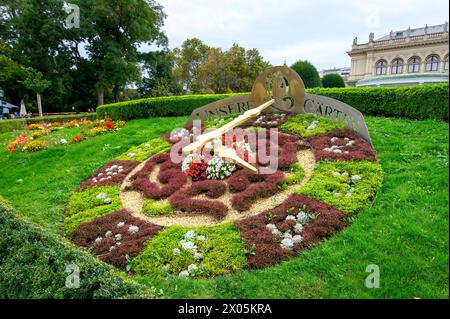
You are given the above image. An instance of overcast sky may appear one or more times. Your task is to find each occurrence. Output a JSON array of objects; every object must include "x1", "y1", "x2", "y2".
[{"x1": 153, "y1": 0, "x2": 449, "y2": 70}]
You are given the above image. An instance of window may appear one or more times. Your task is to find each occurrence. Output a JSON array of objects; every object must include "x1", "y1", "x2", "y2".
[
  {"x1": 444, "y1": 55, "x2": 449, "y2": 72},
  {"x1": 375, "y1": 60, "x2": 387, "y2": 75},
  {"x1": 391, "y1": 58, "x2": 404, "y2": 74},
  {"x1": 408, "y1": 57, "x2": 421, "y2": 73},
  {"x1": 425, "y1": 55, "x2": 439, "y2": 72}
]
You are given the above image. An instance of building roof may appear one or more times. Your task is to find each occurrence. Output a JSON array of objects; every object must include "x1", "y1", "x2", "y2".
[
  {"x1": 355, "y1": 72, "x2": 449, "y2": 87},
  {"x1": 376, "y1": 23, "x2": 448, "y2": 41}
]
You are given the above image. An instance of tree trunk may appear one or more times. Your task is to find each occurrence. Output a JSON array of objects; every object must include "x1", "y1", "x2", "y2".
[
  {"x1": 113, "y1": 84, "x2": 120, "y2": 103},
  {"x1": 96, "y1": 85, "x2": 104, "y2": 106},
  {"x1": 37, "y1": 93, "x2": 43, "y2": 117}
]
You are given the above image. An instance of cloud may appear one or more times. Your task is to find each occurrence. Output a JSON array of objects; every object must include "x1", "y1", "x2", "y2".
[{"x1": 155, "y1": 0, "x2": 449, "y2": 70}]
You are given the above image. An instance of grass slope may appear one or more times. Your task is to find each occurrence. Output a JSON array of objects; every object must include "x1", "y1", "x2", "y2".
[
  {"x1": 0, "y1": 117, "x2": 186, "y2": 233},
  {"x1": 0, "y1": 116, "x2": 448, "y2": 298}
]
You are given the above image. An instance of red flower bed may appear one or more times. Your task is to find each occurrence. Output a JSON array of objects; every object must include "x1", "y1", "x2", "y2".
[
  {"x1": 228, "y1": 170, "x2": 285, "y2": 211},
  {"x1": 307, "y1": 129, "x2": 377, "y2": 161},
  {"x1": 169, "y1": 180, "x2": 228, "y2": 220},
  {"x1": 235, "y1": 194, "x2": 348, "y2": 268},
  {"x1": 128, "y1": 153, "x2": 187, "y2": 200},
  {"x1": 70, "y1": 210, "x2": 163, "y2": 268},
  {"x1": 186, "y1": 161, "x2": 208, "y2": 181},
  {"x1": 80, "y1": 160, "x2": 139, "y2": 190}
]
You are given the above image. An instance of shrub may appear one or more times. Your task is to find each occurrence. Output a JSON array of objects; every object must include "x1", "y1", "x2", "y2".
[
  {"x1": 169, "y1": 188, "x2": 229, "y2": 220},
  {"x1": 64, "y1": 186, "x2": 123, "y2": 234},
  {"x1": 143, "y1": 199, "x2": 174, "y2": 216},
  {"x1": 97, "y1": 93, "x2": 246, "y2": 121},
  {"x1": 66, "y1": 185, "x2": 121, "y2": 216},
  {"x1": 321, "y1": 74, "x2": 345, "y2": 88},
  {"x1": 130, "y1": 224, "x2": 247, "y2": 279},
  {"x1": 235, "y1": 194, "x2": 347, "y2": 268},
  {"x1": 89, "y1": 126, "x2": 109, "y2": 136},
  {"x1": 80, "y1": 160, "x2": 139, "y2": 190},
  {"x1": 22, "y1": 140, "x2": 48, "y2": 152},
  {"x1": 308, "y1": 84, "x2": 449, "y2": 121},
  {"x1": 290, "y1": 60, "x2": 322, "y2": 88},
  {"x1": 280, "y1": 114, "x2": 345, "y2": 138},
  {"x1": 307, "y1": 128, "x2": 377, "y2": 161},
  {"x1": 0, "y1": 198, "x2": 149, "y2": 298},
  {"x1": 296, "y1": 160, "x2": 383, "y2": 214},
  {"x1": 284, "y1": 162, "x2": 305, "y2": 185},
  {"x1": 116, "y1": 137, "x2": 171, "y2": 162},
  {"x1": 70, "y1": 210, "x2": 163, "y2": 269}
]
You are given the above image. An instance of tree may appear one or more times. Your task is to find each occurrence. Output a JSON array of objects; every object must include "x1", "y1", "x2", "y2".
[
  {"x1": 0, "y1": 0, "x2": 80, "y2": 111},
  {"x1": 172, "y1": 38, "x2": 210, "y2": 94},
  {"x1": 322, "y1": 73, "x2": 346, "y2": 88},
  {"x1": 138, "y1": 50, "x2": 181, "y2": 97},
  {"x1": 79, "y1": 0, "x2": 167, "y2": 105},
  {"x1": 290, "y1": 60, "x2": 322, "y2": 88},
  {"x1": 21, "y1": 68, "x2": 51, "y2": 117}
]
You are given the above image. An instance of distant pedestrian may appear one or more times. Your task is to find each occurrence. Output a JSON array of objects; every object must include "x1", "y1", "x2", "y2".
[{"x1": 2, "y1": 105, "x2": 9, "y2": 119}]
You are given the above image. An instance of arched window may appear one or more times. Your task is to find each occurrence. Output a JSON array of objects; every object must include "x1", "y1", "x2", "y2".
[
  {"x1": 408, "y1": 57, "x2": 421, "y2": 73},
  {"x1": 425, "y1": 55, "x2": 439, "y2": 72},
  {"x1": 444, "y1": 55, "x2": 449, "y2": 72},
  {"x1": 391, "y1": 58, "x2": 404, "y2": 74},
  {"x1": 375, "y1": 60, "x2": 387, "y2": 75}
]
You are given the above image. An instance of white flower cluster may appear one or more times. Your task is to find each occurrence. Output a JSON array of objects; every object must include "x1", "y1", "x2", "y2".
[
  {"x1": 266, "y1": 210, "x2": 310, "y2": 250},
  {"x1": 181, "y1": 153, "x2": 204, "y2": 173},
  {"x1": 254, "y1": 113, "x2": 286, "y2": 126},
  {"x1": 170, "y1": 128, "x2": 190, "y2": 142},
  {"x1": 91, "y1": 164, "x2": 124, "y2": 184},
  {"x1": 331, "y1": 171, "x2": 362, "y2": 197},
  {"x1": 307, "y1": 120, "x2": 320, "y2": 131},
  {"x1": 167, "y1": 230, "x2": 206, "y2": 278},
  {"x1": 96, "y1": 192, "x2": 112, "y2": 205},
  {"x1": 323, "y1": 137, "x2": 355, "y2": 154},
  {"x1": 233, "y1": 140, "x2": 254, "y2": 153},
  {"x1": 94, "y1": 222, "x2": 139, "y2": 251},
  {"x1": 205, "y1": 155, "x2": 235, "y2": 180},
  {"x1": 60, "y1": 138, "x2": 68, "y2": 145}
]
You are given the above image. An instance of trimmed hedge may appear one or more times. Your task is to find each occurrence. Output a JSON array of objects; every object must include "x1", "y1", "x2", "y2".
[
  {"x1": 0, "y1": 113, "x2": 97, "y2": 134},
  {"x1": 308, "y1": 84, "x2": 449, "y2": 121},
  {"x1": 97, "y1": 84, "x2": 448, "y2": 122},
  {"x1": 97, "y1": 93, "x2": 245, "y2": 120},
  {"x1": 0, "y1": 197, "x2": 150, "y2": 298}
]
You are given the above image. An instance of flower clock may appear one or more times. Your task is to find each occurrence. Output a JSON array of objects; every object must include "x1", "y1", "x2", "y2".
[{"x1": 65, "y1": 112, "x2": 383, "y2": 279}]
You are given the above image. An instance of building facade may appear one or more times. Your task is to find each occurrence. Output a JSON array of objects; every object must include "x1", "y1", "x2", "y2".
[
  {"x1": 320, "y1": 67, "x2": 351, "y2": 85},
  {"x1": 347, "y1": 23, "x2": 449, "y2": 87}
]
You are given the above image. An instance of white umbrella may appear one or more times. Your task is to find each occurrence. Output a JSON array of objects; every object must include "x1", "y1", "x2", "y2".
[{"x1": 19, "y1": 100, "x2": 27, "y2": 116}]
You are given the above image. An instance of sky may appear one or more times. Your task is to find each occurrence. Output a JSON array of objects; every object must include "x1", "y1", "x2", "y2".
[{"x1": 152, "y1": 0, "x2": 449, "y2": 71}]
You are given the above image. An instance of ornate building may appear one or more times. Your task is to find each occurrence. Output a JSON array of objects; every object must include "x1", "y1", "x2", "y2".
[{"x1": 347, "y1": 23, "x2": 449, "y2": 87}]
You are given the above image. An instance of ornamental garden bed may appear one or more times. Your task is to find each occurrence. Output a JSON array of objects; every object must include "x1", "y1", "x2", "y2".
[{"x1": 63, "y1": 112, "x2": 384, "y2": 280}]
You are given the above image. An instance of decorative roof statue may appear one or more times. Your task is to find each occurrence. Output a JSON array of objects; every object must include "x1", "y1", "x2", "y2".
[
  {"x1": 369, "y1": 32, "x2": 374, "y2": 42},
  {"x1": 353, "y1": 37, "x2": 358, "y2": 45}
]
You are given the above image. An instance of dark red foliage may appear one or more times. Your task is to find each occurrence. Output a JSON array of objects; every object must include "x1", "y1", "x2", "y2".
[
  {"x1": 228, "y1": 170, "x2": 285, "y2": 211},
  {"x1": 80, "y1": 160, "x2": 139, "y2": 190},
  {"x1": 185, "y1": 180, "x2": 227, "y2": 198},
  {"x1": 186, "y1": 161, "x2": 208, "y2": 181},
  {"x1": 127, "y1": 152, "x2": 187, "y2": 199},
  {"x1": 307, "y1": 129, "x2": 377, "y2": 162},
  {"x1": 235, "y1": 194, "x2": 348, "y2": 268},
  {"x1": 70, "y1": 210, "x2": 163, "y2": 269},
  {"x1": 168, "y1": 180, "x2": 228, "y2": 220}
]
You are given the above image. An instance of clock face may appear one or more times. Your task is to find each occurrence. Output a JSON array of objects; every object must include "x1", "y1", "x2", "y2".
[{"x1": 66, "y1": 112, "x2": 382, "y2": 276}]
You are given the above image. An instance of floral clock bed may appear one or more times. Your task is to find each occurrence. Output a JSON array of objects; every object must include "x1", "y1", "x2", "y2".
[{"x1": 65, "y1": 113, "x2": 383, "y2": 279}]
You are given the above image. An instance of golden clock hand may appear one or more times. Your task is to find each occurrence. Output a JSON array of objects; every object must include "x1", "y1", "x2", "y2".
[{"x1": 182, "y1": 99, "x2": 275, "y2": 155}]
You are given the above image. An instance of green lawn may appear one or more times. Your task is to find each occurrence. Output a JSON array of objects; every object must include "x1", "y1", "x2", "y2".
[{"x1": 0, "y1": 116, "x2": 448, "y2": 298}]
